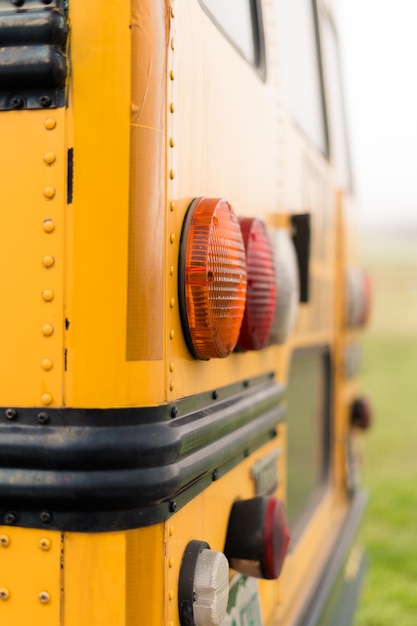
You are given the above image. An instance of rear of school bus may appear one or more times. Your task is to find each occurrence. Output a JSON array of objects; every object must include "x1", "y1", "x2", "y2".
[{"x1": 0, "y1": 1, "x2": 372, "y2": 625}]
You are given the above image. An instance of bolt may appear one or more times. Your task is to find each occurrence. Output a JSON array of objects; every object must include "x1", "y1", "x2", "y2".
[
  {"x1": 3, "y1": 513, "x2": 17, "y2": 526},
  {"x1": 39, "y1": 95, "x2": 52, "y2": 108},
  {"x1": 40, "y1": 511, "x2": 52, "y2": 524},
  {"x1": 39, "y1": 538, "x2": 51, "y2": 551},
  {"x1": 5, "y1": 408, "x2": 17, "y2": 420},
  {"x1": 9, "y1": 95, "x2": 24, "y2": 109},
  {"x1": 37, "y1": 412, "x2": 50, "y2": 425},
  {"x1": 0, "y1": 588, "x2": 10, "y2": 601},
  {"x1": 170, "y1": 406, "x2": 178, "y2": 419},
  {"x1": 169, "y1": 501, "x2": 177, "y2": 513},
  {"x1": 212, "y1": 469, "x2": 218, "y2": 481},
  {"x1": 212, "y1": 390, "x2": 218, "y2": 400},
  {"x1": 0, "y1": 535, "x2": 10, "y2": 547},
  {"x1": 38, "y1": 591, "x2": 50, "y2": 604}
]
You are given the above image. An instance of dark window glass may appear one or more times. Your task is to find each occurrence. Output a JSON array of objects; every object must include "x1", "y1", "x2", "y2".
[
  {"x1": 286, "y1": 349, "x2": 331, "y2": 531},
  {"x1": 275, "y1": 0, "x2": 328, "y2": 155},
  {"x1": 199, "y1": 0, "x2": 260, "y2": 67}
]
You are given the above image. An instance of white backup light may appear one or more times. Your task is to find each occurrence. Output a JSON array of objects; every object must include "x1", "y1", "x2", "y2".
[
  {"x1": 193, "y1": 549, "x2": 229, "y2": 625},
  {"x1": 268, "y1": 228, "x2": 300, "y2": 344},
  {"x1": 178, "y1": 540, "x2": 230, "y2": 626}
]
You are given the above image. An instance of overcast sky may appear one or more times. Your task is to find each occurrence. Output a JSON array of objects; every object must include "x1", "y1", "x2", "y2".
[{"x1": 336, "y1": 0, "x2": 417, "y2": 229}]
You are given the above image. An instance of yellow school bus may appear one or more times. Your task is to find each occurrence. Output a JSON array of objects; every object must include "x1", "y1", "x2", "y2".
[{"x1": 0, "y1": 0, "x2": 372, "y2": 624}]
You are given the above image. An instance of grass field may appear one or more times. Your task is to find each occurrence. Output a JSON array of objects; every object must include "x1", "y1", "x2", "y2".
[{"x1": 354, "y1": 231, "x2": 417, "y2": 626}]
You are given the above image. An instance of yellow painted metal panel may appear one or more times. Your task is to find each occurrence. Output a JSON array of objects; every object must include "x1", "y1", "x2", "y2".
[
  {"x1": 0, "y1": 110, "x2": 66, "y2": 408},
  {"x1": 0, "y1": 527, "x2": 62, "y2": 625}
]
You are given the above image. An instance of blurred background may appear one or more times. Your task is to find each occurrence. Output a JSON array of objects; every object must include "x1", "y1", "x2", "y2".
[{"x1": 337, "y1": 1, "x2": 417, "y2": 624}]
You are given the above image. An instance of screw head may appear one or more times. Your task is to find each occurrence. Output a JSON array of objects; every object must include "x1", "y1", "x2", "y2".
[
  {"x1": 40, "y1": 511, "x2": 52, "y2": 524},
  {"x1": 38, "y1": 591, "x2": 50, "y2": 604},
  {"x1": 169, "y1": 501, "x2": 177, "y2": 513},
  {"x1": 3, "y1": 512, "x2": 17, "y2": 525},
  {"x1": 9, "y1": 95, "x2": 24, "y2": 109},
  {"x1": 170, "y1": 406, "x2": 178, "y2": 419},
  {"x1": 0, "y1": 535, "x2": 10, "y2": 547},
  {"x1": 39, "y1": 538, "x2": 51, "y2": 551},
  {"x1": 0, "y1": 588, "x2": 10, "y2": 601},
  {"x1": 37, "y1": 412, "x2": 50, "y2": 425},
  {"x1": 39, "y1": 95, "x2": 52, "y2": 108},
  {"x1": 5, "y1": 408, "x2": 17, "y2": 420}
]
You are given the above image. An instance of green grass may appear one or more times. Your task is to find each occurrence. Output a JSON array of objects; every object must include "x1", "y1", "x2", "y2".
[{"x1": 354, "y1": 235, "x2": 417, "y2": 626}]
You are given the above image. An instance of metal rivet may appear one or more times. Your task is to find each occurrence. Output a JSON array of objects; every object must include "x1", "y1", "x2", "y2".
[
  {"x1": 169, "y1": 361, "x2": 174, "y2": 373},
  {"x1": 0, "y1": 535, "x2": 10, "y2": 547},
  {"x1": 169, "y1": 525, "x2": 174, "y2": 536},
  {"x1": 169, "y1": 329, "x2": 174, "y2": 340},
  {"x1": 169, "y1": 381, "x2": 175, "y2": 391},
  {"x1": 44, "y1": 152, "x2": 56, "y2": 165},
  {"x1": 170, "y1": 406, "x2": 178, "y2": 418},
  {"x1": 42, "y1": 255, "x2": 55, "y2": 268},
  {"x1": 43, "y1": 187, "x2": 56, "y2": 199},
  {"x1": 42, "y1": 290, "x2": 54, "y2": 302},
  {"x1": 169, "y1": 137, "x2": 175, "y2": 148},
  {"x1": 41, "y1": 359, "x2": 53, "y2": 371},
  {"x1": 170, "y1": 297, "x2": 175, "y2": 308},
  {"x1": 44, "y1": 118, "x2": 56, "y2": 130},
  {"x1": 169, "y1": 70, "x2": 175, "y2": 81},
  {"x1": 37, "y1": 412, "x2": 50, "y2": 424},
  {"x1": 169, "y1": 169, "x2": 175, "y2": 180},
  {"x1": 43, "y1": 219, "x2": 55, "y2": 233},
  {"x1": 169, "y1": 555, "x2": 175, "y2": 566},
  {"x1": 212, "y1": 469, "x2": 218, "y2": 481},
  {"x1": 0, "y1": 588, "x2": 10, "y2": 601},
  {"x1": 170, "y1": 232, "x2": 175, "y2": 243},
  {"x1": 170, "y1": 265, "x2": 174, "y2": 276},
  {"x1": 169, "y1": 102, "x2": 175, "y2": 113},
  {"x1": 38, "y1": 591, "x2": 50, "y2": 604},
  {"x1": 39, "y1": 538, "x2": 51, "y2": 551},
  {"x1": 42, "y1": 324, "x2": 54, "y2": 337},
  {"x1": 170, "y1": 38, "x2": 175, "y2": 50},
  {"x1": 40, "y1": 511, "x2": 52, "y2": 524},
  {"x1": 3, "y1": 513, "x2": 17, "y2": 526},
  {"x1": 5, "y1": 408, "x2": 17, "y2": 420},
  {"x1": 41, "y1": 394, "x2": 53, "y2": 406},
  {"x1": 170, "y1": 200, "x2": 175, "y2": 211},
  {"x1": 168, "y1": 589, "x2": 174, "y2": 601},
  {"x1": 212, "y1": 390, "x2": 218, "y2": 400}
]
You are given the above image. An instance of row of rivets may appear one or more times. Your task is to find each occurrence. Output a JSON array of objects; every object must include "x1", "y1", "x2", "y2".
[
  {"x1": 168, "y1": 2, "x2": 176, "y2": 395},
  {"x1": 0, "y1": 535, "x2": 51, "y2": 550},
  {"x1": 0, "y1": 589, "x2": 50, "y2": 604},
  {"x1": 41, "y1": 118, "x2": 57, "y2": 406}
]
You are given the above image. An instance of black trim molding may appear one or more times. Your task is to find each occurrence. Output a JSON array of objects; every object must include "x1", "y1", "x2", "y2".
[{"x1": 0, "y1": 375, "x2": 285, "y2": 532}]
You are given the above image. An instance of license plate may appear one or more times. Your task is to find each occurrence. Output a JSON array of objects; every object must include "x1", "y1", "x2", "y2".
[{"x1": 220, "y1": 575, "x2": 264, "y2": 626}]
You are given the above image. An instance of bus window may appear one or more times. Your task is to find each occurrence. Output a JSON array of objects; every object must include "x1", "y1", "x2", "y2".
[
  {"x1": 199, "y1": 0, "x2": 262, "y2": 68},
  {"x1": 321, "y1": 14, "x2": 353, "y2": 190},
  {"x1": 275, "y1": 0, "x2": 328, "y2": 155},
  {"x1": 286, "y1": 349, "x2": 331, "y2": 533}
]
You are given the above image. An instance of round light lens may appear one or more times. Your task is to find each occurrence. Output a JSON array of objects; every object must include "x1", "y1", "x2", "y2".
[
  {"x1": 268, "y1": 228, "x2": 300, "y2": 344},
  {"x1": 236, "y1": 218, "x2": 276, "y2": 351},
  {"x1": 179, "y1": 198, "x2": 247, "y2": 359}
]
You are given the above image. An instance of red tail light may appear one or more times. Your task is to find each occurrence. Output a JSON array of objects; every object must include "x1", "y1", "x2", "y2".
[
  {"x1": 179, "y1": 198, "x2": 247, "y2": 360},
  {"x1": 224, "y1": 496, "x2": 290, "y2": 579},
  {"x1": 236, "y1": 218, "x2": 276, "y2": 351},
  {"x1": 351, "y1": 397, "x2": 372, "y2": 430}
]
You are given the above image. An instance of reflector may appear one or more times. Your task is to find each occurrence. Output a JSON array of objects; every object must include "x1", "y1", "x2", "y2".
[
  {"x1": 236, "y1": 218, "x2": 276, "y2": 351},
  {"x1": 179, "y1": 198, "x2": 247, "y2": 360}
]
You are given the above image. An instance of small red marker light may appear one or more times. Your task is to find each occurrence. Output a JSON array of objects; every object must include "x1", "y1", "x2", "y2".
[
  {"x1": 224, "y1": 496, "x2": 290, "y2": 580},
  {"x1": 236, "y1": 218, "x2": 276, "y2": 351},
  {"x1": 351, "y1": 397, "x2": 372, "y2": 430}
]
